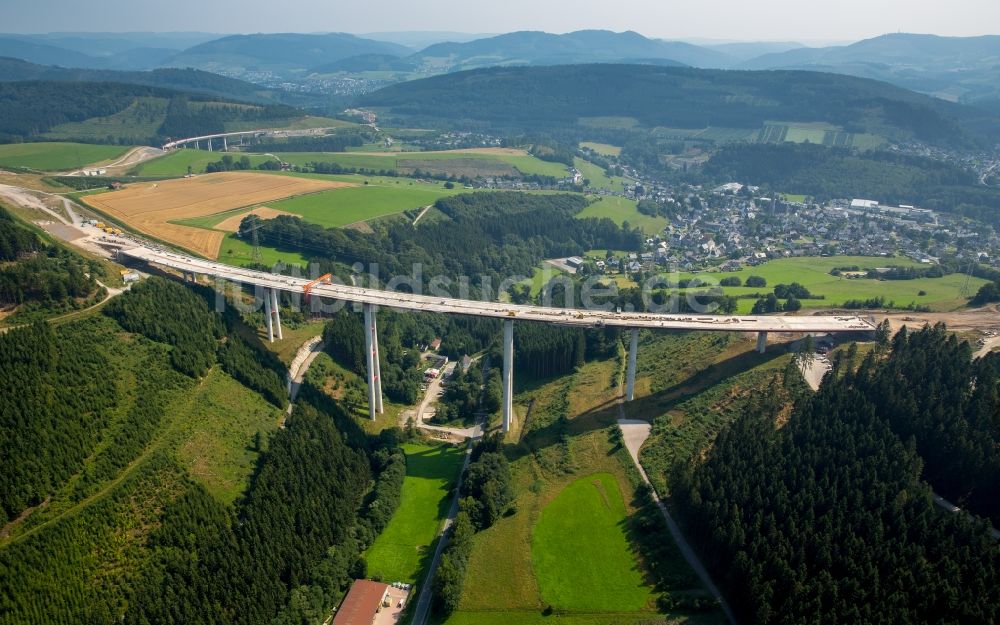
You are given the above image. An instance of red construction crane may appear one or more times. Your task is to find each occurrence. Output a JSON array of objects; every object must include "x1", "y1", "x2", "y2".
[{"x1": 303, "y1": 273, "x2": 332, "y2": 302}]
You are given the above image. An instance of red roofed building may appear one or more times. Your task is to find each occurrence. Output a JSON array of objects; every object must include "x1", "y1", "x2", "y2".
[{"x1": 332, "y1": 580, "x2": 390, "y2": 625}]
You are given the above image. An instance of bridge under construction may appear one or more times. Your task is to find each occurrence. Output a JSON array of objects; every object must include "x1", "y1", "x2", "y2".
[{"x1": 121, "y1": 245, "x2": 875, "y2": 432}]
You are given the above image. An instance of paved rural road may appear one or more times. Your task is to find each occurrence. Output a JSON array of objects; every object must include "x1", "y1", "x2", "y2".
[
  {"x1": 617, "y1": 418, "x2": 738, "y2": 625},
  {"x1": 410, "y1": 442, "x2": 475, "y2": 625}
]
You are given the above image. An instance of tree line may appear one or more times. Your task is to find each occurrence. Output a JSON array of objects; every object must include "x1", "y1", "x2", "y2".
[{"x1": 433, "y1": 434, "x2": 514, "y2": 616}]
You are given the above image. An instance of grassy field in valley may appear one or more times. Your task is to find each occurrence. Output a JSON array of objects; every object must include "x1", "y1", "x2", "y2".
[
  {"x1": 531, "y1": 472, "x2": 654, "y2": 611},
  {"x1": 441, "y1": 353, "x2": 722, "y2": 625},
  {"x1": 268, "y1": 181, "x2": 461, "y2": 228},
  {"x1": 579, "y1": 142, "x2": 622, "y2": 156},
  {"x1": 0, "y1": 142, "x2": 132, "y2": 171},
  {"x1": 217, "y1": 232, "x2": 312, "y2": 267},
  {"x1": 134, "y1": 149, "x2": 279, "y2": 176},
  {"x1": 576, "y1": 196, "x2": 667, "y2": 234},
  {"x1": 573, "y1": 157, "x2": 630, "y2": 192},
  {"x1": 365, "y1": 442, "x2": 466, "y2": 584},
  {"x1": 674, "y1": 255, "x2": 987, "y2": 313}
]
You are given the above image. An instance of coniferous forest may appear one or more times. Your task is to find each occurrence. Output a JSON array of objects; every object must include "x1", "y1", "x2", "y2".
[
  {"x1": 0, "y1": 205, "x2": 102, "y2": 312},
  {"x1": 673, "y1": 326, "x2": 1000, "y2": 625},
  {"x1": 0, "y1": 276, "x2": 407, "y2": 625}
]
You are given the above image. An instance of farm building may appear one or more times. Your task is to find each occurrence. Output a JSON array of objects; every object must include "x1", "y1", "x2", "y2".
[
  {"x1": 331, "y1": 580, "x2": 389, "y2": 625},
  {"x1": 566, "y1": 256, "x2": 585, "y2": 270}
]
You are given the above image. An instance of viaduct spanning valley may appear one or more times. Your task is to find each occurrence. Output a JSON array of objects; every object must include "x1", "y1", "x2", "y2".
[{"x1": 122, "y1": 245, "x2": 875, "y2": 430}]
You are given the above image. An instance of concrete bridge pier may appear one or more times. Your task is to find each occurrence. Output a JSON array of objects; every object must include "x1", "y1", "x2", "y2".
[
  {"x1": 270, "y1": 289, "x2": 283, "y2": 340},
  {"x1": 264, "y1": 288, "x2": 274, "y2": 342},
  {"x1": 371, "y1": 305, "x2": 383, "y2": 414},
  {"x1": 363, "y1": 303, "x2": 383, "y2": 419},
  {"x1": 262, "y1": 288, "x2": 283, "y2": 343},
  {"x1": 502, "y1": 319, "x2": 514, "y2": 432},
  {"x1": 222, "y1": 136, "x2": 228, "y2": 152},
  {"x1": 207, "y1": 138, "x2": 213, "y2": 152},
  {"x1": 626, "y1": 328, "x2": 639, "y2": 401},
  {"x1": 757, "y1": 331, "x2": 768, "y2": 354}
]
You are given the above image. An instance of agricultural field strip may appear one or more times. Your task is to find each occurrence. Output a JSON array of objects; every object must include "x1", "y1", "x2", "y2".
[
  {"x1": 82, "y1": 172, "x2": 349, "y2": 258},
  {"x1": 122, "y1": 246, "x2": 875, "y2": 333}
]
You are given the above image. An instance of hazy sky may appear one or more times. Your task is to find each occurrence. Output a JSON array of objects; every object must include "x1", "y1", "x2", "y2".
[{"x1": 5, "y1": 0, "x2": 999, "y2": 42}]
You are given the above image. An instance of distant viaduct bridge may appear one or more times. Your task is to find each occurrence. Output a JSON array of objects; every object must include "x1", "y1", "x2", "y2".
[
  {"x1": 161, "y1": 129, "x2": 277, "y2": 152},
  {"x1": 121, "y1": 246, "x2": 875, "y2": 432}
]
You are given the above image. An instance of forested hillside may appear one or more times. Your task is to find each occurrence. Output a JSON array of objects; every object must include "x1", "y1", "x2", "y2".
[
  {"x1": 360, "y1": 64, "x2": 1000, "y2": 147},
  {"x1": 0, "y1": 81, "x2": 299, "y2": 144},
  {"x1": 0, "y1": 276, "x2": 405, "y2": 625},
  {"x1": 0, "y1": 58, "x2": 268, "y2": 100},
  {"x1": 250, "y1": 192, "x2": 642, "y2": 295},
  {"x1": 672, "y1": 328, "x2": 1000, "y2": 624},
  {"x1": 0, "y1": 205, "x2": 103, "y2": 317},
  {"x1": 854, "y1": 325, "x2": 1000, "y2": 524},
  {"x1": 704, "y1": 142, "x2": 1000, "y2": 225}
]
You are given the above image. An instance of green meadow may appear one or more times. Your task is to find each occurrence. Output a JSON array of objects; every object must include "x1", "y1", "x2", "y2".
[
  {"x1": 268, "y1": 182, "x2": 461, "y2": 228},
  {"x1": 365, "y1": 442, "x2": 466, "y2": 584},
  {"x1": 574, "y1": 157, "x2": 630, "y2": 192},
  {"x1": 217, "y1": 233, "x2": 311, "y2": 267},
  {"x1": 579, "y1": 141, "x2": 622, "y2": 156},
  {"x1": 531, "y1": 473, "x2": 654, "y2": 611},
  {"x1": 577, "y1": 196, "x2": 668, "y2": 234},
  {"x1": 0, "y1": 142, "x2": 132, "y2": 171},
  {"x1": 677, "y1": 256, "x2": 984, "y2": 312},
  {"x1": 133, "y1": 149, "x2": 279, "y2": 176}
]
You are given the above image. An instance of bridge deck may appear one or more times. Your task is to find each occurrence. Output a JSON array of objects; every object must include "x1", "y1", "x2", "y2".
[{"x1": 122, "y1": 247, "x2": 875, "y2": 333}]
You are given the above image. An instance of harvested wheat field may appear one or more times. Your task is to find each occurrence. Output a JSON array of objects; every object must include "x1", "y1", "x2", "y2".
[
  {"x1": 84, "y1": 172, "x2": 351, "y2": 257},
  {"x1": 214, "y1": 206, "x2": 295, "y2": 232}
]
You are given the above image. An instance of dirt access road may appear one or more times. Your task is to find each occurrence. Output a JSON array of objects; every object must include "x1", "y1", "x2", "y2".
[
  {"x1": 877, "y1": 306, "x2": 1000, "y2": 334},
  {"x1": 64, "y1": 146, "x2": 164, "y2": 176}
]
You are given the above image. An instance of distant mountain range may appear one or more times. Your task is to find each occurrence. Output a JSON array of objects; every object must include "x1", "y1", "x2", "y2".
[
  {"x1": 0, "y1": 30, "x2": 998, "y2": 107},
  {"x1": 739, "y1": 33, "x2": 1000, "y2": 104},
  {"x1": 408, "y1": 30, "x2": 721, "y2": 70},
  {"x1": 162, "y1": 33, "x2": 410, "y2": 75},
  {"x1": 0, "y1": 32, "x2": 221, "y2": 71},
  {"x1": 359, "y1": 64, "x2": 1000, "y2": 148},
  {"x1": 0, "y1": 57, "x2": 279, "y2": 102}
]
